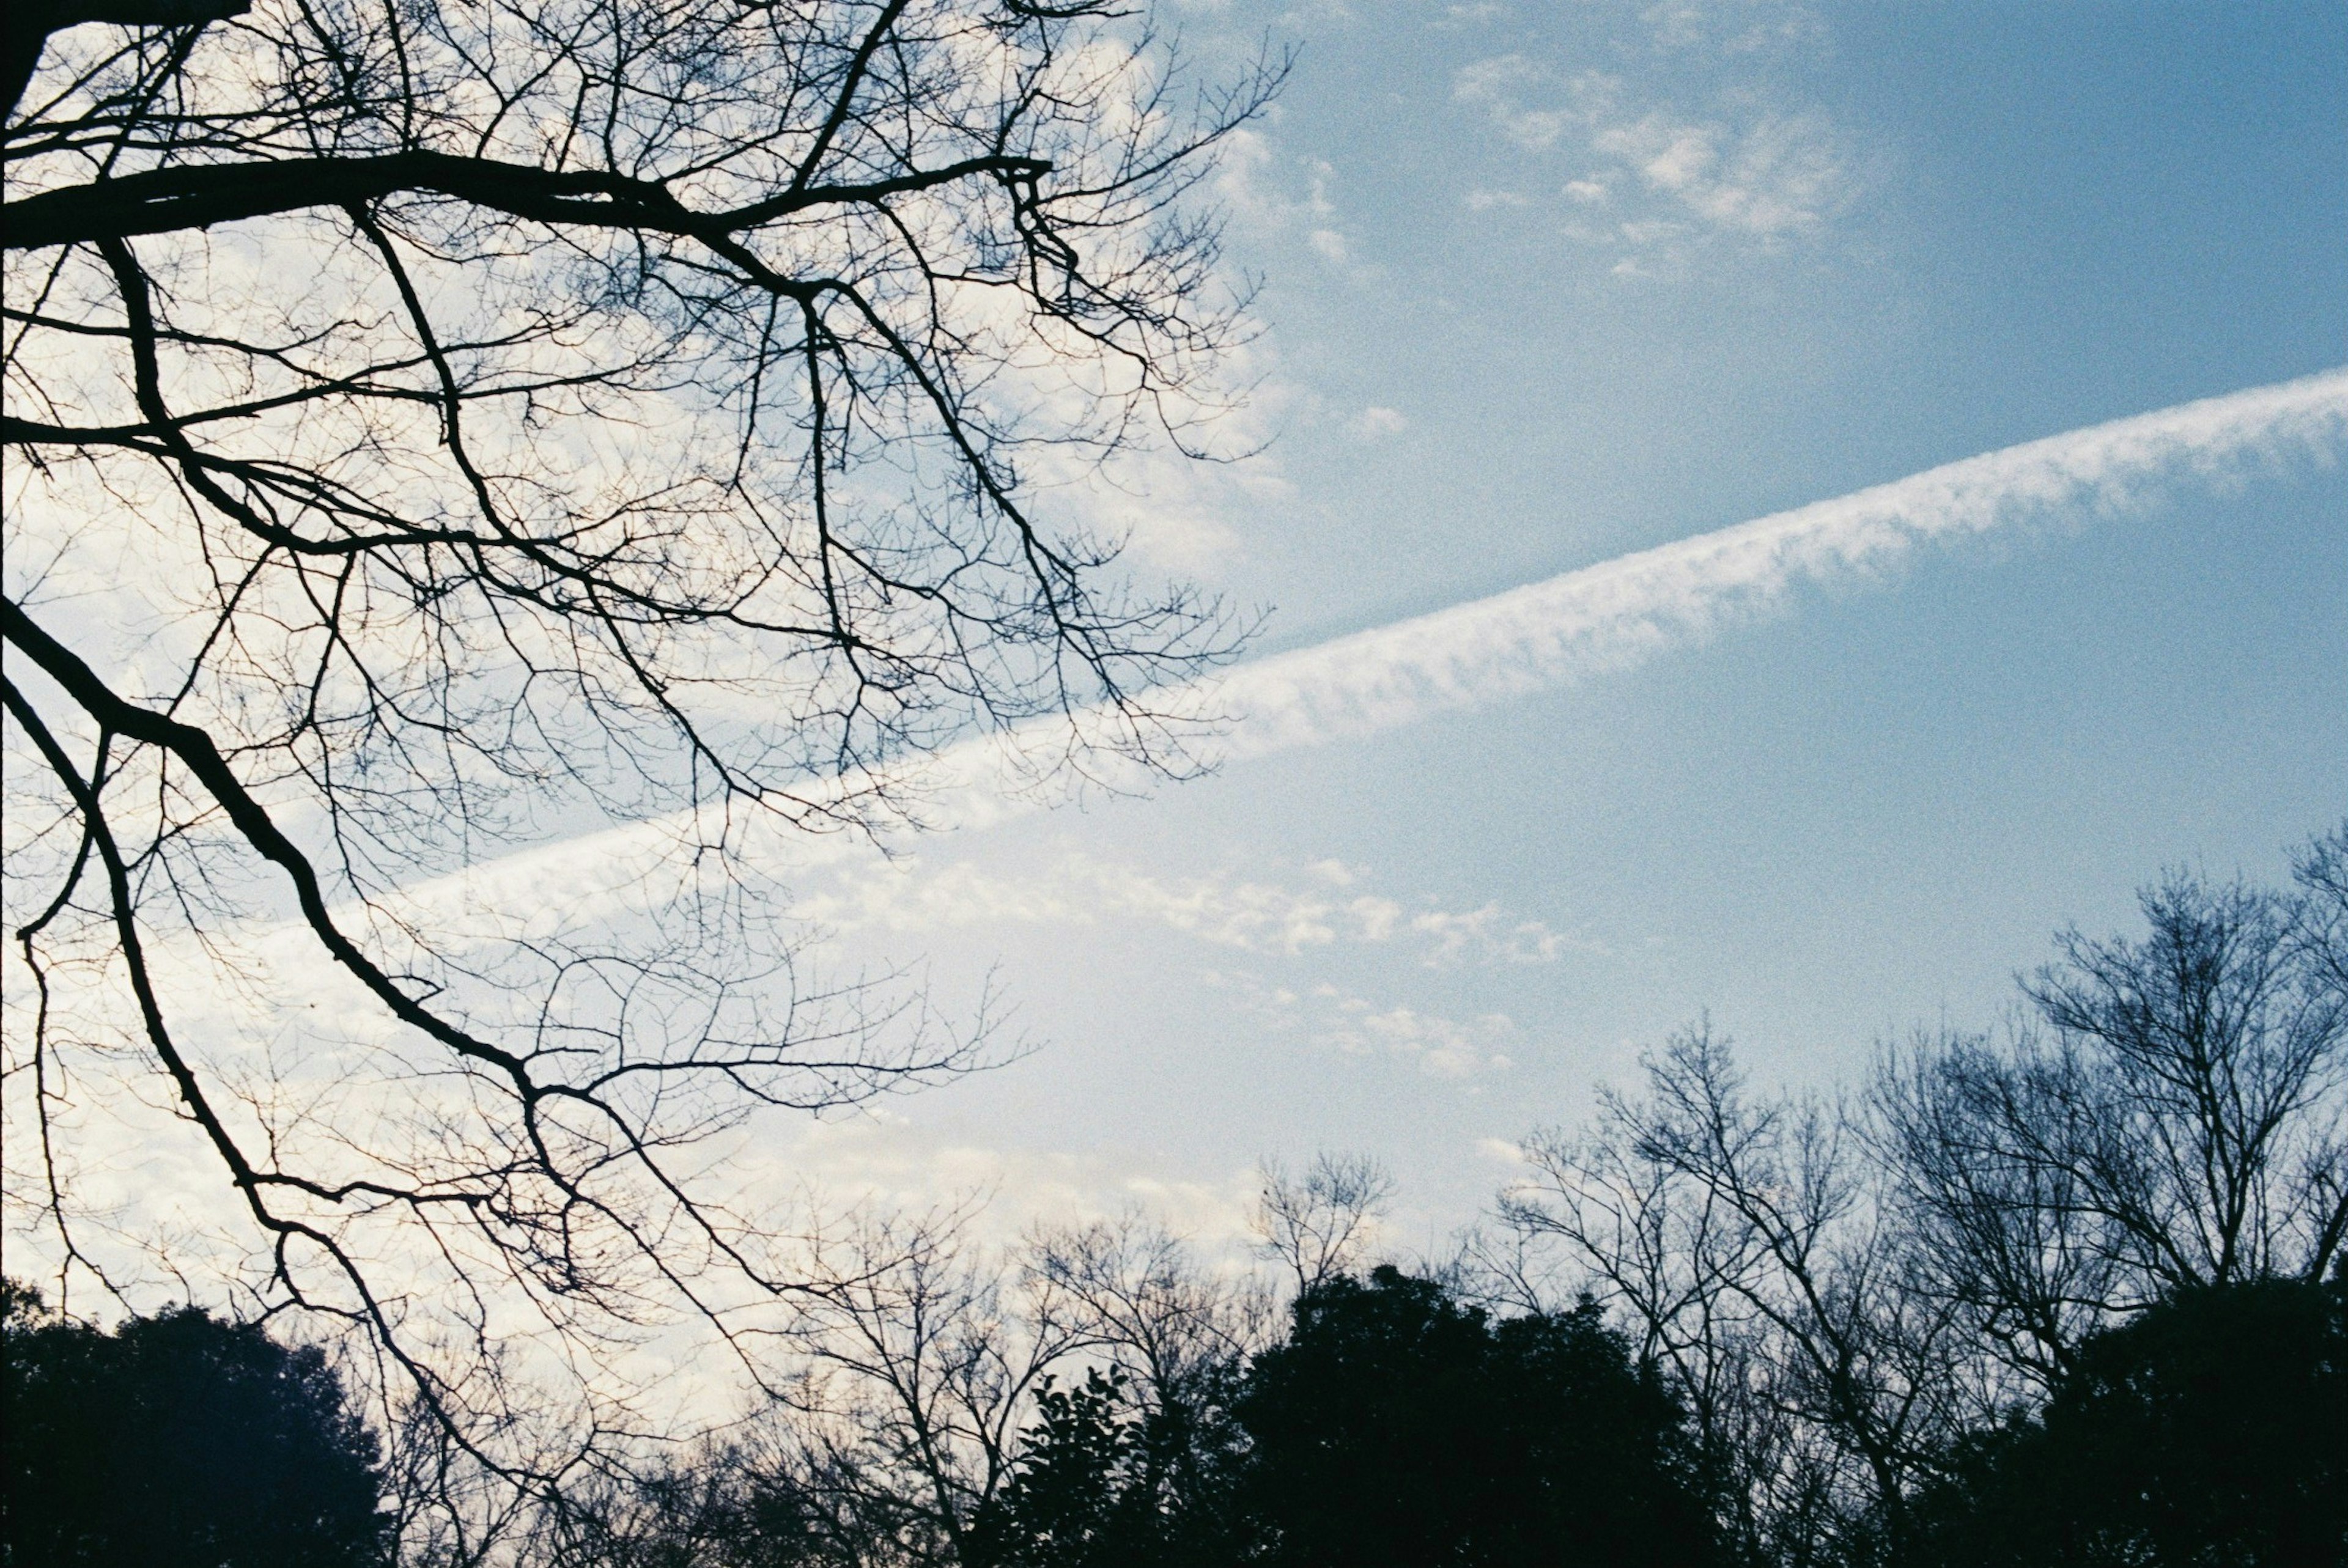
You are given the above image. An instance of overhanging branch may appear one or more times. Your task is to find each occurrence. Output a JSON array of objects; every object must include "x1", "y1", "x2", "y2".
[{"x1": 4, "y1": 149, "x2": 1052, "y2": 252}]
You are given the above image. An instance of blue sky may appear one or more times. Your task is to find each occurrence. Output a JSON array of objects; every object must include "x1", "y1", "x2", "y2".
[{"x1": 762, "y1": 0, "x2": 2348, "y2": 1245}]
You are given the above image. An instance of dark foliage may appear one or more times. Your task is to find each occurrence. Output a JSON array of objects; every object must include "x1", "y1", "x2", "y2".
[
  {"x1": 966, "y1": 1364, "x2": 1248, "y2": 1568},
  {"x1": 1234, "y1": 1266, "x2": 1725, "y2": 1568},
  {"x1": 1909, "y1": 1275, "x2": 2348, "y2": 1567},
  {"x1": 1, "y1": 1278, "x2": 389, "y2": 1567},
  {"x1": 965, "y1": 1368, "x2": 1154, "y2": 1568}
]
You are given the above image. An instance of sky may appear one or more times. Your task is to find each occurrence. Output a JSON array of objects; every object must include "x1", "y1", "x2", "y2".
[
  {"x1": 740, "y1": 0, "x2": 2348, "y2": 1249},
  {"x1": 38, "y1": 0, "x2": 2336, "y2": 1271}
]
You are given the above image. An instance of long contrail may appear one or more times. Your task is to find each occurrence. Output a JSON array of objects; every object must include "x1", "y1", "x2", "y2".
[
  {"x1": 407, "y1": 366, "x2": 2348, "y2": 921},
  {"x1": 1211, "y1": 366, "x2": 2348, "y2": 758}
]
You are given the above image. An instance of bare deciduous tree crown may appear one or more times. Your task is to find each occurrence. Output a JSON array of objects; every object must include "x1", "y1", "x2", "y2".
[
  {"x1": 2, "y1": 0, "x2": 1279, "y2": 1500},
  {"x1": 1498, "y1": 831, "x2": 2348, "y2": 1562}
]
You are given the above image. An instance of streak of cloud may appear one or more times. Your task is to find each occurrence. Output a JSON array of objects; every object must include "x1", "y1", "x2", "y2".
[
  {"x1": 1211, "y1": 367, "x2": 2347, "y2": 759},
  {"x1": 395, "y1": 367, "x2": 2347, "y2": 925}
]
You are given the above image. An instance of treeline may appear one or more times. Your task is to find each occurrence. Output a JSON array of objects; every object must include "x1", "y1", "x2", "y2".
[
  {"x1": 1489, "y1": 823, "x2": 2348, "y2": 1566},
  {"x1": 6, "y1": 828, "x2": 2345, "y2": 1567}
]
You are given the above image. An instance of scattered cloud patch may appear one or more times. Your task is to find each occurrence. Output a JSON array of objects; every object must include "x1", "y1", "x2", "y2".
[
  {"x1": 1216, "y1": 132, "x2": 1378, "y2": 285},
  {"x1": 1411, "y1": 904, "x2": 1596, "y2": 965},
  {"x1": 1593, "y1": 110, "x2": 1848, "y2": 236},
  {"x1": 1450, "y1": 23, "x2": 1859, "y2": 268},
  {"x1": 767, "y1": 1119, "x2": 1264, "y2": 1247},
  {"x1": 1317, "y1": 999, "x2": 1518, "y2": 1079},
  {"x1": 1353, "y1": 405, "x2": 1409, "y2": 439},
  {"x1": 1212, "y1": 972, "x2": 1518, "y2": 1080},
  {"x1": 1641, "y1": 1, "x2": 1828, "y2": 57},
  {"x1": 1452, "y1": 54, "x2": 1581, "y2": 150},
  {"x1": 794, "y1": 852, "x2": 1572, "y2": 968}
]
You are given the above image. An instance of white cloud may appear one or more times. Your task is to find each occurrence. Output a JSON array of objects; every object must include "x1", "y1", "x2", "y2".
[
  {"x1": 361, "y1": 368, "x2": 2348, "y2": 932},
  {"x1": 1409, "y1": 904, "x2": 1592, "y2": 965},
  {"x1": 809, "y1": 854, "x2": 1400, "y2": 954},
  {"x1": 1639, "y1": 1, "x2": 1828, "y2": 57},
  {"x1": 1353, "y1": 405, "x2": 1409, "y2": 438},
  {"x1": 1452, "y1": 54, "x2": 1581, "y2": 150},
  {"x1": 1216, "y1": 131, "x2": 1340, "y2": 243},
  {"x1": 1312, "y1": 993, "x2": 1517, "y2": 1079},
  {"x1": 1343, "y1": 1007, "x2": 1513, "y2": 1078},
  {"x1": 1593, "y1": 110, "x2": 1848, "y2": 235},
  {"x1": 751, "y1": 1118, "x2": 1265, "y2": 1248},
  {"x1": 793, "y1": 852, "x2": 1571, "y2": 968},
  {"x1": 1451, "y1": 36, "x2": 1856, "y2": 260},
  {"x1": 1214, "y1": 973, "x2": 1518, "y2": 1080},
  {"x1": 1207, "y1": 369, "x2": 2348, "y2": 760},
  {"x1": 1215, "y1": 134, "x2": 1372, "y2": 285}
]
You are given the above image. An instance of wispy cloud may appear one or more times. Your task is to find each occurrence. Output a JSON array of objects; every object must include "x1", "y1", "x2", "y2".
[
  {"x1": 741, "y1": 1116, "x2": 1266, "y2": 1249},
  {"x1": 1316, "y1": 999, "x2": 1518, "y2": 1079},
  {"x1": 1592, "y1": 109, "x2": 1849, "y2": 237},
  {"x1": 792, "y1": 853, "x2": 1577, "y2": 966},
  {"x1": 1209, "y1": 972, "x2": 1520, "y2": 1080},
  {"x1": 1453, "y1": 55, "x2": 1856, "y2": 257}
]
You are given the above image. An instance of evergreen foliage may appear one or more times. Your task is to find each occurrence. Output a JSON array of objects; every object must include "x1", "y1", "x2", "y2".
[
  {"x1": 1235, "y1": 1267, "x2": 1724, "y2": 1568},
  {"x1": 1, "y1": 1281, "x2": 389, "y2": 1567},
  {"x1": 1910, "y1": 1275, "x2": 2348, "y2": 1567}
]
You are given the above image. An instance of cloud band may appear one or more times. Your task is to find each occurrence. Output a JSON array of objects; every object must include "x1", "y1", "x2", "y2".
[
  {"x1": 1214, "y1": 367, "x2": 2348, "y2": 759},
  {"x1": 400, "y1": 367, "x2": 2348, "y2": 919}
]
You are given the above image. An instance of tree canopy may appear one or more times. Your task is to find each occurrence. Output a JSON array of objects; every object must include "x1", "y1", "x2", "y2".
[
  {"x1": 1235, "y1": 1265, "x2": 1723, "y2": 1568},
  {"x1": 1910, "y1": 1274, "x2": 2348, "y2": 1567},
  {"x1": 2, "y1": 1278, "x2": 390, "y2": 1567}
]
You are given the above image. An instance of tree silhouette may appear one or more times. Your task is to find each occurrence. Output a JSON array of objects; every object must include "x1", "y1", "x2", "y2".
[
  {"x1": 1502, "y1": 826, "x2": 2348, "y2": 1561},
  {"x1": 2, "y1": 1278, "x2": 389, "y2": 1567},
  {"x1": 1909, "y1": 1274, "x2": 2348, "y2": 1567},
  {"x1": 965, "y1": 1367, "x2": 1157, "y2": 1568},
  {"x1": 1234, "y1": 1266, "x2": 1724, "y2": 1568},
  {"x1": 1878, "y1": 839, "x2": 2348, "y2": 1394}
]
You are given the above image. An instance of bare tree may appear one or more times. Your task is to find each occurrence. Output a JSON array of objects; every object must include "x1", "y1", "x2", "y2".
[
  {"x1": 772, "y1": 1204, "x2": 1088, "y2": 1566},
  {"x1": 1502, "y1": 830, "x2": 2348, "y2": 1564},
  {"x1": 1, "y1": 0, "x2": 1277, "y2": 1504},
  {"x1": 1249, "y1": 1152, "x2": 1392, "y2": 1298},
  {"x1": 1504, "y1": 1028, "x2": 1968, "y2": 1564},
  {"x1": 1027, "y1": 1210, "x2": 1269, "y2": 1412},
  {"x1": 1874, "y1": 830, "x2": 2348, "y2": 1388},
  {"x1": 507, "y1": 1201, "x2": 1270, "y2": 1567}
]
